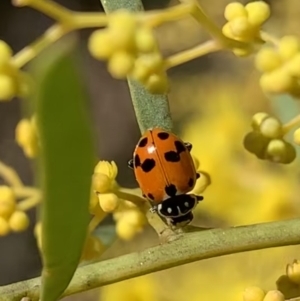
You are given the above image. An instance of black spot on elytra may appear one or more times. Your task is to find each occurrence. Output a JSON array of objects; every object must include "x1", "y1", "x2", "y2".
[
  {"x1": 196, "y1": 173, "x2": 200, "y2": 179},
  {"x1": 164, "y1": 151, "x2": 180, "y2": 162},
  {"x1": 142, "y1": 194, "x2": 146, "y2": 198},
  {"x1": 134, "y1": 154, "x2": 141, "y2": 167},
  {"x1": 147, "y1": 193, "x2": 154, "y2": 200},
  {"x1": 175, "y1": 141, "x2": 186, "y2": 154},
  {"x1": 165, "y1": 184, "x2": 177, "y2": 197},
  {"x1": 157, "y1": 132, "x2": 169, "y2": 140},
  {"x1": 138, "y1": 137, "x2": 148, "y2": 147},
  {"x1": 188, "y1": 178, "x2": 194, "y2": 187},
  {"x1": 141, "y1": 158, "x2": 156, "y2": 172}
]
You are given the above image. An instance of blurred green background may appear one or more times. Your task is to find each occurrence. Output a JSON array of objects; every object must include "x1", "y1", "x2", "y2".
[{"x1": 1, "y1": 0, "x2": 300, "y2": 300}]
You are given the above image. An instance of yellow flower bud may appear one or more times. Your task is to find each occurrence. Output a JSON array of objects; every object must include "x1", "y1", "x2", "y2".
[
  {"x1": 146, "y1": 73, "x2": 169, "y2": 94},
  {"x1": 224, "y1": 2, "x2": 247, "y2": 21},
  {"x1": 285, "y1": 53, "x2": 300, "y2": 77},
  {"x1": 98, "y1": 193, "x2": 120, "y2": 212},
  {"x1": 286, "y1": 260, "x2": 300, "y2": 284},
  {"x1": 293, "y1": 128, "x2": 300, "y2": 145},
  {"x1": 108, "y1": 10, "x2": 137, "y2": 51},
  {"x1": 251, "y1": 112, "x2": 269, "y2": 130},
  {"x1": 260, "y1": 70, "x2": 295, "y2": 94},
  {"x1": 245, "y1": 1, "x2": 271, "y2": 26},
  {"x1": 136, "y1": 53, "x2": 164, "y2": 74},
  {"x1": 222, "y1": 23, "x2": 235, "y2": 39},
  {"x1": 243, "y1": 286, "x2": 265, "y2": 301},
  {"x1": 0, "y1": 74, "x2": 17, "y2": 101},
  {"x1": 259, "y1": 117, "x2": 282, "y2": 139},
  {"x1": 229, "y1": 17, "x2": 254, "y2": 39},
  {"x1": 233, "y1": 47, "x2": 253, "y2": 57},
  {"x1": 108, "y1": 51, "x2": 135, "y2": 79},
  {"x1": 0, "y1": 40, "x2": 13, "y2": 66},
  {"x1": 263, "y1": 290, "x2": 284, "y2": 301},
  {"x1": 9, "y1": 211, "x2": 30, "y2": 232},
  {"x1": 0, "y1": 186, "x2": 16, "y2": 219},
  {"x1": 255, "y1": 47, "x2": 282, "y2": 72},
  {"x1": 265, "y1": 139, "x2": 286, "y2": 162},
  {"x1": 135, "y1": 27, "x2": 156, "y2": 53},
  {"x1": 92, "y1": 173, "x2": 111, "y2": 193},
  {"x1": 15, "y1": 118, "x2": 38, "y2": 158},
  {"x1": 121, "y1": 209, "x2": 146, "y2": 228},
  {"x1": 88, "y1": 30, "x2": 115, "y2": 60},
  {"x1": 116, "y1": 215, "x2": 142, "y2": 241},
  {"x1": 131, "y1": 61, "x2": 151, "y2": 83},
  {"x1": 243, "y1": 131, "x2": 270, "y2": 159},
  {"x1": 278, "y1": 35, "x2": 300, "y2": 61},
  {"x1": 81, "y1": 235, "x2": 106, "y2": 261},
  {"x1": 94, "y1": 161, "x2": 118, "y2": 180},
  {"x1": 0, "y1": 217, "x2": 10, "y2": 236},
  {"x1": 265, "y1": 139, "x2": 296, "y2": 164}
]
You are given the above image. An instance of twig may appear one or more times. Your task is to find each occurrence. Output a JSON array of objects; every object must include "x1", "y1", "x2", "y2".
[{"x1": 1, "y1": 218, "x2": 300, "y2": 301}]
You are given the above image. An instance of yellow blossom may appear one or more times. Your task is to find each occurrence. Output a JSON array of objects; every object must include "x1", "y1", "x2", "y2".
[
  {"x1": 8, "y1": 211, "x2": 30, "y2": 232},
  {"x1": 97, "y1": 193, "x2": 120, "y2": 213},
  {"x1": 263, "y1": 290, "x2": 284, "y2": 301},
  {"x1": 286, "y1": 260, "x2": 300, "y2": 284},
  {"x1": 0, "y1": 217, "x2": 10, "y2": 236},
  {"x1": 243, "y1": 286, "x2": 265, "y2": 301},
  {"x1": 94, "y1": 160, "x2": 118, "y2": 181},
  {"x1": 0, "y1": 186, "x2": 16, "y2": 220}
]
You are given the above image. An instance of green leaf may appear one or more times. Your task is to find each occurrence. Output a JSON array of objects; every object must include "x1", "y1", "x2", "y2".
[{"x1": 33, "y1": 39, "x2": 95, "y2": 301}]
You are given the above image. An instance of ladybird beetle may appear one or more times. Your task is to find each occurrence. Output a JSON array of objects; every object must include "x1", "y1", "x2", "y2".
[{"x1": 128, "y1": 128, "x2": 203, "y2": 227}]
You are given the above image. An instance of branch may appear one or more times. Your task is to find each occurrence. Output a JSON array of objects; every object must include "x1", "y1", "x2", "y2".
[{"x1": 1, "y1": 218, "x2": 300, "y2": 301}]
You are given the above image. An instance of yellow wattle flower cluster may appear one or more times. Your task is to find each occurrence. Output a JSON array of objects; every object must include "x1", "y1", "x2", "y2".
[
  {"x1": 15, "y1": 116, "x2": 39, "y2": 158},
  {"x1": 243, "y1": 287, "x2": 284, "y2": 301},
  {"x1": 88, "y1": 9, "x2": 169, "y2": 94},
  {"x1": 222, "y1": 1, "x2": 270, "y2": 57},
  {"x1": 243, "y1": 112, "x2": 296, "y2": 164},
  {"x1": 0, "y1": 186, "x2": 30, "y2": 236},
  {"x1": 92, "y1": 160, "x2": 147, "y2": 241},
  {"x1": 0, "y1": 40, "x2": 30, "y2": 101},
  {"x1": 256, "y1": 35, "x2": 300, "y2": 97}
]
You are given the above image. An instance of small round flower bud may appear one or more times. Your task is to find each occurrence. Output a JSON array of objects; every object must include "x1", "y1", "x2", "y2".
[
  {"x1": 245, "y1": 1, "x2": 271, "y2": 26},
  {"x1": 108, "y1": 51, "x2": 135, "y2": 79},
  {"x1": 121, "y1": 209, "x2": 146, "y2": 227},
  {"x1": 281, "y1": 141, "x2": 296, "y2": 164},
  {"x1": 293, "y1": 128, "x2": 300, "y2": 145},
  {"x1": 0, "y1": 217, "x2": 10, "y2": 236},
  {"x1": 229, "y1": 17, "x2": 253, "y2": 39},
  {"x1": 243, "y1": 131, "x2": 270, "y2": 159},
  {"x1": 146, "y1": 73, "x2": 169, "y2": 94},
  {"x1": 9, "y1": 211, "x2": 30, "y2": 232},
  {"x1": 285, "y1": 53, "x2": 300, "y2": 77},
  {"x1": 92, "y1": 173, "x2": 111, "y2": 193},
  {"x1": 286, "y1": 260, "x2": 300, "y2": 284},
  {"x1": 265, "y1": 139, "x2": 286, "y2": 162},
  {"x1": 94, "y1": 161, "x2": 118, "y2": 180},
  {"x1": 135, "y1": 27, "x2": 156, "y2": 53},
  {"x1": 263, "y1": 290, "x2": 284, "y2": 301},
  {"x1": 224, "y1": 2, "x2": 247, "y2": 21},
  {"x1": 260, "y1": 70, "x2": 294, "y2": 94},
  {"x1": 255, "y1": 48, "x2": 282, "y2": 72},
  {"x1": 98, "y1": 193, "x2": 120, "y2": 213},
  {"x1": 0, "y1": 74, "x2": 17, "y2": 101},
  {"x1": 243, "y1": 286, "x2": 265, "y2": 301},
  {"x1": 233, "y1": 47, "x2": 253, "y2": 57},
  {"x1": 278, "y1": 35, "x2": 300, "y2": 61},
  {"x1": 251, "y1": 112, "x2": 270, "y2": 130},
  {"x1": 116, "y1": 216, "x2": 141, "y2": 241},
  {"x1": 259, "y1": 117, "x2": 282, "y2": 139},
  {"x1": 108, "y1": 10, "x2": 137, "y2": 51},
  {"x1": 88, "y1": 30, "x2": 115, "y2": 60},
  {"x1": 222, "y1": 23, "x2": 235, "y2": 39},
  {"x1": 0, "y1": 186, "x2": 16, "y2": 219}
]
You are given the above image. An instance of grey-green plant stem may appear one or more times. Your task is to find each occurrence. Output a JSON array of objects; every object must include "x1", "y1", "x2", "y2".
[
  {"x1": 100, "y1": 0, "x2": 173, "y2": 134},
  {"x1": 1, "y1": 218, "x2": 300, "y2": 301}
]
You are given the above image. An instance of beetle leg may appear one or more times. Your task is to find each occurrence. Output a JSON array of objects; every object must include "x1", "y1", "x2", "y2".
[{"x1": 127, "y1": 159, "x2": 134, "y2": 169}]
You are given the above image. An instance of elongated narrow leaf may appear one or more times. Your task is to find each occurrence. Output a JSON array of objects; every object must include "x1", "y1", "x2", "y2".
[{"x1": 34, "y1": 41, "x2": 95, "y2": 301}]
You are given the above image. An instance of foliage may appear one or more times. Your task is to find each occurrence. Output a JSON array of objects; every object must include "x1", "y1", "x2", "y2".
[{"x1": 0, "y1": 0, "x2": 300, "y2": 300}]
